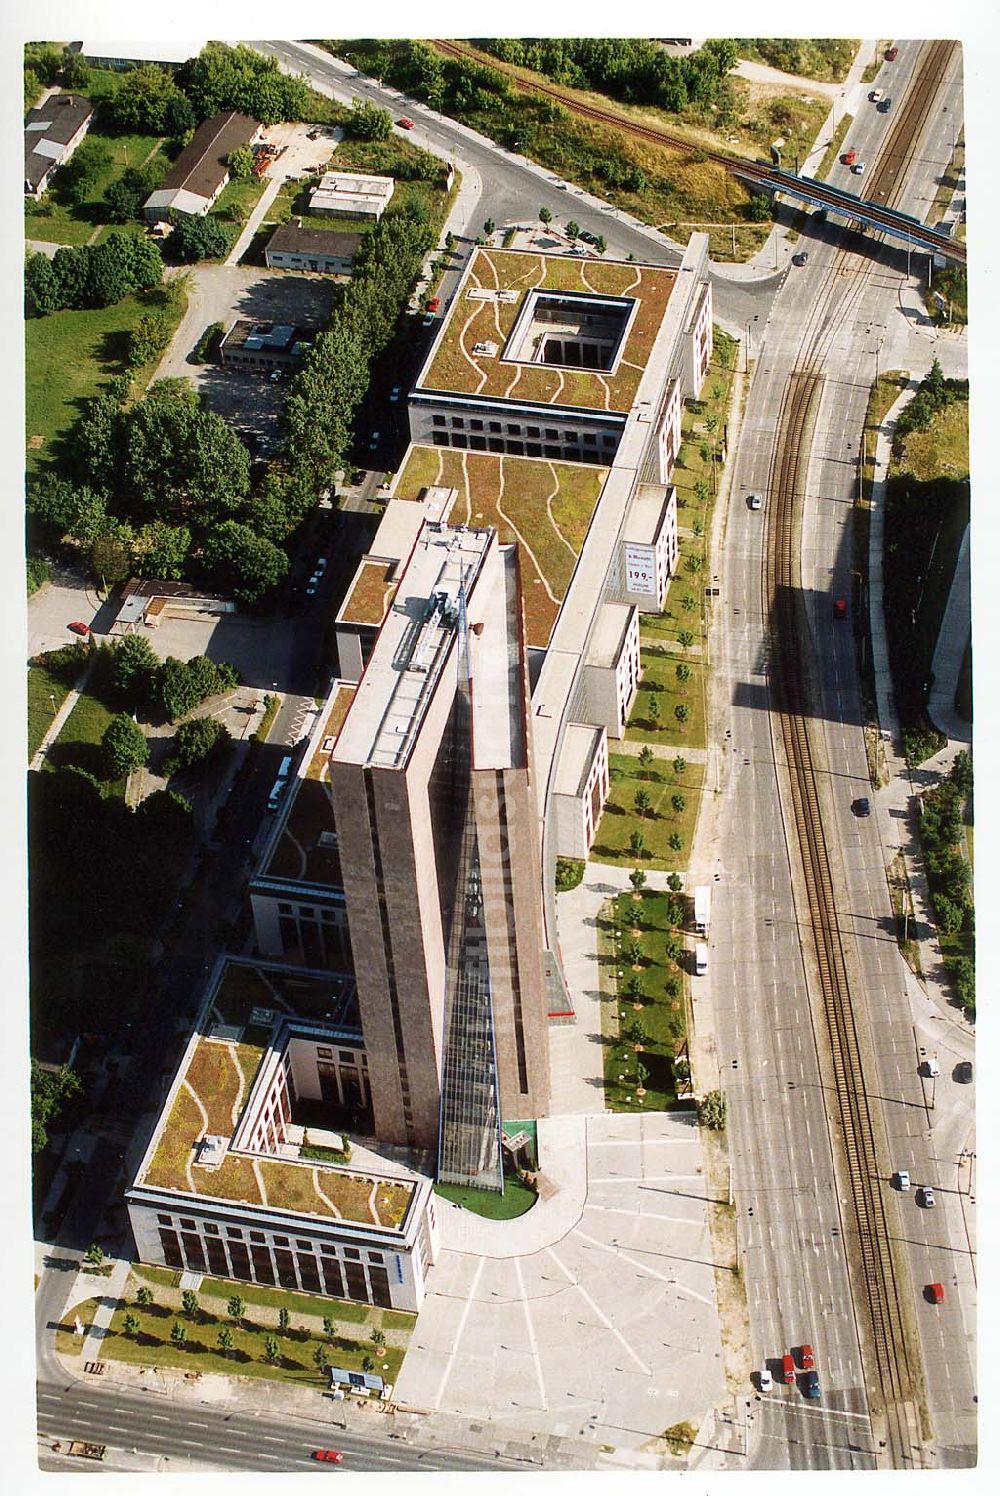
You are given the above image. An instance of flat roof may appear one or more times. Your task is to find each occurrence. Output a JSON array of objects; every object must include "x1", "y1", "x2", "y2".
[
  {"x1": 137, "y1": 961, "x2": 417, "y2": 1227},
  {"x1": 471, "y1": 545, "x2": 525, "y2": 771},
  {"x1": 338, "y1": 560, "x2": 398, "y2": 628},
  {"x1": 625, "y1": 483, "x2": 674, "y2": 545},
  {"x1": 554, "y1": 722, "x2": 604, "y2": 799},
  {"x1": 222, "y1": 319, "x2": 311, "y2": 352},
  {"x1": 333, "y1": 523, "x2": 494, "y2": 771},
  {"x1": 393, "y1": 445, "x2": 609, "y2": 648},
  {"x1": 256, "y1": 683, "x2": 355, "y2": 889},
  {"x1": 588, "y1": 602, "x2": 635, "y2": 669},
  {"x1": 416, "y1": 248, "x2": 677, "y2": 413}
]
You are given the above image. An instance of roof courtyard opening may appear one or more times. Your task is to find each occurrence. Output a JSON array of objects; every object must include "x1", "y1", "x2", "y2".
[{"x1": 504, "y1": 289, "x2": 636, "y2": 372}]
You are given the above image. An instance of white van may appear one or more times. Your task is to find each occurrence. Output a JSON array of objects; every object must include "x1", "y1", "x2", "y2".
[{"x1": 695, "y1": 943, "x2": 709, "y2": 976}]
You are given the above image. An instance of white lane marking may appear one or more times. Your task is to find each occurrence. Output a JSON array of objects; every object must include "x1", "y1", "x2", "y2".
[
  {"x1": 547, "y1": 1243, "x2": 652, "y2": 1375},
  {"x1": 429, "y1": 1255, "x2": 485, "y2": 1409}
]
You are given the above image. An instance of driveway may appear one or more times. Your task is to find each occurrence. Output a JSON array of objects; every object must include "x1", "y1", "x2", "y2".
[{"x1": 394, "y1": 1112, "x2": 726, "y2": 1457}]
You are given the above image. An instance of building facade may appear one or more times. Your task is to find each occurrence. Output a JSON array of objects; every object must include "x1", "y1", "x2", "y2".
[{"x1": 264, "y1": 221, "x2": 363, "y2": 274}]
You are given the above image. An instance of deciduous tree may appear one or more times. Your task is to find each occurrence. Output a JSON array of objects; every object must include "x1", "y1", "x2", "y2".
[{"x1": 102, "y1": 713, "x2": 149, "y2": 777}]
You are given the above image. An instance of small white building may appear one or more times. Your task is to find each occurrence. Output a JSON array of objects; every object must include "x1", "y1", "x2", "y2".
[
  {"x1": 309, "y1": 171, "x2": 394, "y2": 222},
  {"x1": 552, "y1": 723, "x2": 609, "y2": 859},
  {"x1": 585, "y1": 603, "x2": 641, "y2": 740},
  {"x1": 622, "y1": 483, "x2": 679, "y2": 611}
]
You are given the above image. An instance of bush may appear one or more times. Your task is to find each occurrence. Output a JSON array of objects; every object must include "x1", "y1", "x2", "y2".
[
  {"x1": 27, "y1": 554, "x2": 51, "y2": 595},
  {"x1": 170, "y1": 213, "x2": 233, "y2": 263},
  {"x1": 102, "y1": 712, "x2": 149, "y2": 778},
  {"x1": 555, "y1": 857, "x2": 585, "y2": 892},
  {"x1": 167, "y1": 716, "x2": 231, "y2": 773},
  {"x1": 192, "y1": 321, "x2": 225, "y2": 363}
]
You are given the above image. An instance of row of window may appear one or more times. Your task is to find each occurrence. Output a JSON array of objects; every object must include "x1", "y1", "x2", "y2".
[
  {"x1": 430, "y1": 412, "x2": 616, "y2": 448},
  {"x1": 157, "y1": 1212, "x2": 384, "y2": 1261},
  {"x1": 157, "y1": 1225, "x2": 395, "y2": 1306},
  {"x1": 431, "y1": 433, "x2": 613, "y2": 461}
]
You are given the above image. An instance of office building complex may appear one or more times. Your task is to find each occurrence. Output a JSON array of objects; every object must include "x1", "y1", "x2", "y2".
[{"x1": 131, "y1": 236, "x2": 713, "y2": 1303}]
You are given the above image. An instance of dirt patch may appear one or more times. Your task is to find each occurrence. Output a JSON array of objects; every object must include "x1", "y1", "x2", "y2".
[{"x1": 699, "y1": 1125, "x2": 751, "y2": 1396}]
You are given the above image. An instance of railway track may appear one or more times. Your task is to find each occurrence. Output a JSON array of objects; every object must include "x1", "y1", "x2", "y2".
[{"x1": 432, "y1": 39, "x2": 964, "y2": 265}]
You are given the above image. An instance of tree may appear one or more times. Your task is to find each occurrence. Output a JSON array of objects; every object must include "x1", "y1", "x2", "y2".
[
  {"x1": 748, "y1": 193, "x2": 772, "y2": 222},
  {"x1": 370, "y1": 1327, "x2": 386, "y2": 1349},
  {"x1": 185, "y1": 42, "x2": 309, "y2": 125},
  {"x1": 692, "y1": 517, "x2": 704, "y2": 537},
  {"x1": 678, "y1": 630, "x2": 695, "y2": 650},
  {"x1": 102, "y1": 713, "x2": 149, "y2": 778},
  {"x1": 165, "y1": 91, "x2": 197, "y2": 136},
  {"x1": 136, "y1": 1286, "x2": 154, "y2": 1308},
  {"x1": 108, "y1": 64, "x2": 184, "y2": 132},
  {"x1": 85, "y1": 1242, "x2": 105, "y2": 1267},
  {"x1": 671, "y1": 792, "x2": 686, "y2": 815},
  {"x1": 565, "y1": 219, "x2": 580, "y2": 239},
  {"x1": 694, "y1": 479, "x2": 711, "y2": 504},
  {"x1": 362, "y1": 1355, "x2": 376, "y2": 1373},
  {"x1": 170, "y1": 213, "x2": 233, "y2": 263},
  {"x1": 629, "y1": 867, "x2": 647, "y2": 894},
  {"x1": 181, "y1": 1288, "x2": 199, "y2": 1319},
  {"x1": 313, "y1": 1345, "x2": 330, "y2": 1373},
  {"x1": 675, "y1": 703, "x2": 691, "y2": 728},
  {"x1": 951, "y1": 750, "x2": 973, "y2": 797},
  {"x1": 668, "y1": 831, "x2": 683, "y2": 852},
  {"x1": 123, "y1": 1312, "x2": 141, "y2": 1339},
  {"x1": 201, "y1": 521, "x2": 288, "y2": 604},
  {"x1": 594, "y1": 234, "x2": 607, "y2": 254},
  {"x1": 634, "y1": 788, "x2": 652, "y2": 817},
  {"x1": 629, "y1": 827, "x2": 645, "y2": 858},
  {"x1": 121, "y1": 383, "x2": 250, "y2": 526},
  {"x1": 672, "y1": 757, "x2": 687, "y2": 778},
  {"x1": 349, "y1": 98, "x2": 393, "y2": 140},
  {"x1": 697, "y1": 1090, "x2": 727, "y2": 1130},
  {"x1": 133, "y1": 520, "x2": 192, "y2": 581},
  {"x1": 667, "y1": 871, "x2": 683, "y2": 892},
  {"x1": 277, "y1": 1307, "x2": 290, "y2": 1335},
  {"x1": 676, "y1": 662, "x2": 691, "y2": 684},
  {"x1": 629, "y1": 1018, "x2": 647, "y2": 1048},
  {"x1": 226, "y1": 145, "x2": 255, "y2": 180},
  {"x1": 227, "y1": 1294, "x2": 247, "y2": 1329},
  {"x1": 30, "y1": 1061, "x2": 82, "y2": 1152},
  {"x1": 128, "y1": 314, "x2": 171, "y2": 368},
  {"x1": 637, "y1": 745, "x2": 654, "y2": 777},
  {"x1": 263, "y1": 1334, "x2": 280, "y2": 1363},
  {"x1": 483, "y1": 218, "x2": 495, "y2": 235},
  {"x1": 58, "y1": 138, "x2": 112, "y2": 207},
  {"x1": 626, "y1": 939, "x2": 643, "y2": 966},
  {"x1": 682, "y1": 595, "x2": 697, "y2": 612},
  {"x1": 538, "y1": 205, "x2": 552, "y2": 227},
  {"x1": 322, "y1": 1316, "x2": 336, "y2": 1340},
  {"x1": 217, "y1": 1326, "x2": 234, "y2": 1356},
  {"x1": 61, "y1": 53, "x2": 91, "y2": 90},
  {"x1": 171, "y1": 1320, "x2": 188, "y2": 1347},
  {"x1": 625, "y1": 973, "x2": 643, "y2": 1003},
  {"x1": 25, "y1": 253, "x2": 61, "y2": 318},
  {"x1": 168, "y1": 717, "x2": 230, "y2": 772},
  {"x1": 648, "y1": 694, "x2": 660, "y2": 726},
  {"x1": 104, "y1": 167, "x2": 158, "y2": 224}
]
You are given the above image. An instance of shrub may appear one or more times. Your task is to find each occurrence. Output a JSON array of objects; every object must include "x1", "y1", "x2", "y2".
[
  {"x1": 101, "y1": 713, "x2": 149, "y2": 778},
  {"x1": 555, "y1": 857, "x2": 585, "y2": 892}
]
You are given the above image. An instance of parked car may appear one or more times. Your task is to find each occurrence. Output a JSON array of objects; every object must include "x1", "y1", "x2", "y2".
[
  {"x1": 389, "y1": 385, "x2": 401, "y2": 402},
  {"x1": 759, "y1": 1367, "x2": 773, "y2": 1393},
  {"x1": 422, "y1": 312, "x2": 437, "y2": 327},
  {"x1": 305, "y1": 575, "x2": 321, "y2": 597},
  {"x1": 896, "y1": 1169, "x2": 911, "y2": 1191},
  {"x1": 885, "y1": 45, "x2": 899, "y2": 61},
  {"x1": 269, "y1": 370, "x2": 282, "y2": 383},
  {"x1": 852, "y1": 161, "x2": 867, "y2": 175},
  {"x1": 782, "y1": 1353, "x2": 795, "y2": 1385},
  {"x1": 853, "y1": 796, "x2": 872, "y2": 817},
  {"x1": 878, "y1": 97, "x2": 893, "y2": 113},
  {"x1": 804, "y1": 1370, "x2": 821, "y2": 1399},
  {"x1": 834, "y1": 597, "x2": 848, "y2": 619},
  {"x1": 579, "y1": 229, "x2": 598, "y2": 244},
  {"x1": 842, "y1": 149, "x2": 857, "y2": 166},
  {"x1": 955, "y1": 1061, "x2": 973, "y2": 1083},
  {"x1": 800, "y1": 1344, "x2": 816, "y2": 1371},
  {"x1": 312, "y1": 1449, "x2": 344, "y2": 1463},
  {"x1": 792, "y1": 251, "x2": 809, "y2": 266},
  {"x1": 313, "y1": 557, "x2": 327, "y2": 577},
  {"x1": 397, "y1": 117, "x2": 415, "y2": 129},
  {"x1": 369, "y1": 431, "x2": 381, "y2": 450},
  {"x1": 67, "y1": 621, "x2": 91, "y2": 636},
  {"x1": 426, "y1": 296, "x2": 442, "y2": 313},
  {"x1": 747, "y1": 492, "x2": 763, "y2": 510},
  {"x1": 919, "y1": 1186, "x2": 936, "y2": 1208},
  {"x1": 870, "y1": 89, "x2": 884, "y2": 103},
  {"x1": 923, "y1": 1058, "x2": 940, "y2": 1077},
  {"x1": 927, "y1": 1282, "x2": 945, "y2": 1304}
]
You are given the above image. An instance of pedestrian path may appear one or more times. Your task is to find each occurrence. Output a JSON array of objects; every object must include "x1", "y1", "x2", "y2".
[
  {"x1": 225, "y1": 175, "x2": 283, "y2": 267},
  {"x1": 29, "y1": 655, "x2": 95, "y2": 772}
]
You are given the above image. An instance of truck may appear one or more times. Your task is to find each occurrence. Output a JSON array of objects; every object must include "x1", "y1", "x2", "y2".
[
  {"x1": 694, "y1": 885, "x2": 711, "y2": 936},
  {"x1": 65, "y1": 1442, "x2": 106, "y2": 1461},
  {"x1": 695, "y1": 943, "x2": 709, "y2": 976}
]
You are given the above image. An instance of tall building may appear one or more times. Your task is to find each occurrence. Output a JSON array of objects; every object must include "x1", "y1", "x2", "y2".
[{"x1": 129, "y1": 236, "x2": 714, "y2": 1303}]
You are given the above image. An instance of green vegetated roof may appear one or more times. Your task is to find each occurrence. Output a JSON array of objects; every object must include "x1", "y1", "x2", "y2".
[
  {"x1": 419, "y1": 248, "x2": 676, "y2": 411},
  {"x1": 139, "y1": 963, "x2": 412, "y2": 1231},
  {"x1": 340, "y1": 560, "x2": 398, "y2": 627},
  {"x1": 393, "y1": 444, "x2": 608, "y2": 647}
]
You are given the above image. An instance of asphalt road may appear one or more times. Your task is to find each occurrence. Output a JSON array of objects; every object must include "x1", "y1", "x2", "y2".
[
  {"x1": 35, "y1": 1381, "x2": 519, "y2": 1474},
  {"x1": 710, "y1": 38, "x2": 972, "y2": 1469}
]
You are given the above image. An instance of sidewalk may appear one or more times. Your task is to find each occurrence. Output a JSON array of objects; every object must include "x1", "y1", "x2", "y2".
[
  {"x1": 225, "y1": 175, "x2": 283, "y2": 266},
  {"x1": 866, "y1": 388, "x2": 973, "y2": 1037},
  {"x1": 29, "y1": 654, "x2": 95, "y2": 772}
]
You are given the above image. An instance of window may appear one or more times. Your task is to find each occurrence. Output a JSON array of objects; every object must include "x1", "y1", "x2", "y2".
[
  {"x1": 545, "y1": 428, "x2": 558, "y2": 440},
  {"x1": 470, "y1": 418, "x2": 484, "y2": 431},
  {"x1": 526, "y1": 425, "x2": 540, "y2": 437},
  {"x1": 470, "y1": 435, "x2": 487, "y2": 451},
  {"x1": 344, "y1": 1247, "x2": 361, "y2": 1261},
  {"x1": 489, "y1": 421, "x2": 502, "y2": 433},
  {"x1": 180, "y1": 1218, "x2": 196, "y2": 1230},
  {"x1": 602, "y1": 433, "x2": 616, "y2": 447},
  {"x1": 296, "y1": 1239, "x2": 312, "y2": 1251},
  {"x1": 432, "y1": 432, "x2": 448, "y2": 446},
  {"x1": 507, "y1": 423, "x2": 521, "y2": 436},
  {"x1": 525, "y1": 443, "x2": 541, "y2": 458},
  {"x1": 226, "y1": 1226, "x2": 243, "y2": 1238},
  {"x1": 565, "y1": 430, "x2": 579, "y2": 443},
  {"x1": 274, "y1": 1235, "x2": 289, "y2": 1247},
  {"x1": 249, "y1": 1231, "x2": 265, "y2": 1244},
  {"x1": 451, "y1": 417, "x2": 465, "y2": 429},
  {"x1": 205, "y1": 1222, "x2": 219, "y2": 1235},
  {"x1": 544, "y1": 445, "x2": 560, "y2": 459},
  {"x1": 487, "y1": 438, "x2": 504, "y2": 453},
  {"x1": 583, "y1": 432, "x2": 597, "y2": 444},
  {"x1": 452, "y1": 435, "x2": 468, "y2": 449},
  {"x1": 339, "y1": 1051, "x2": 356, "y2": 1064},
  {"x1": 507, "y1": 440, "x2": 524, "y2": 456},
  {"x1": 317, "y1": 1047, "x2": 333, "y2": 1059},
  {"x1": 432, "y1": 414, "x2": 445, "y2": 427},
  {"x1": 157, "y1": 1214, "x2": 172, "y2": 1226},
  {"x1": 368, "y1": 1251, "x2": 383, "y2": 1263}
]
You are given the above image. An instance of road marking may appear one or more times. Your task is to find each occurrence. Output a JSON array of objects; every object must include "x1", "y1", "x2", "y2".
[{"x1": 547, "y1": 1243, "x2": 652, "y2": 1376}]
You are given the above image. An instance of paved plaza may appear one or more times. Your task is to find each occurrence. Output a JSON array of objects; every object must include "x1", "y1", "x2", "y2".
[{"x1": 394, "y1": 1111, "x2": 727, "y2": 1454}]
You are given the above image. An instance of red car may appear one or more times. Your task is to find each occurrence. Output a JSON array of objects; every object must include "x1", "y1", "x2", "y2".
[
  {"x1": 842, "y1": 149, "x2": 857, "y2": 166},
  {"x1": 800, "y1": 1344, "x2": 816, "y2": 1371},
  {"x1": 67, "y1": 621, "x2": 91, "y2": 636},
  {"x1": 312, "y1": 1449, "x2": 344, "y2": 1463},
  {"x1": 885, "y1": 46, "x2": 898, "y2": 61},
  {"x1": 782, "y1": 1353, "x2": 795, "y2": 1385},
  {"x1": 834, "y1": 598, "x2": 848, "y2": 619},
  {"x1": 927, "y1": 1283, "x2": 945, "y2": 1304},
  {"x1": 397, "y1": 117, "x2": 415, "y2": 129},
  {"x1": 426, "y1": 296, "x2": 442, "y2": 313}
]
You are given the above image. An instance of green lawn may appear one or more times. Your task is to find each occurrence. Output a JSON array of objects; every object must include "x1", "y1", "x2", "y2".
[
  {"x1": 27, "y1": 663, "x2": 76, "y2": 760},
  {"x1": 25, "y1": 280, "x2": 187, "y2": 472},
  {"x1": 593, "y1": 753, "x2": 704, "y2": 870},
  {"x1": 43, "y1": 686, "x2": 126, "y2": 794},
  {"x1": 434, "y1": 1177, "x2": 537, "y2": 1218},
  {"x1": 212, "y1": 175, "x2": 268, "y2": 228},
  {"x1": 625, "y1": 647, "x2": 706, "y2": 749},
  {"x1": 600, "y1": 889, "x2": 688, "y2": 1111},
  {"x1": 815, "y1": 114, "x2": 853, "y2": 182},
  {"x1": 131, "y1": 1263, "x2": 415, "y2": 1333}
]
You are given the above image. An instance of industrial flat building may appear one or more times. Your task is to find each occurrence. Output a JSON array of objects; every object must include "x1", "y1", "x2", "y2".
[{"x1": 309, "y1": 170, "x2": 394, "y2": 221}]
